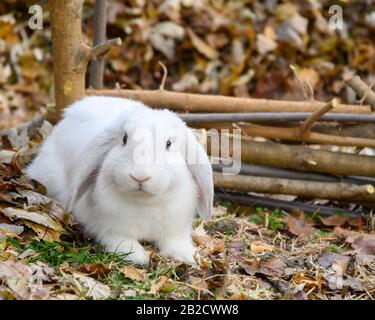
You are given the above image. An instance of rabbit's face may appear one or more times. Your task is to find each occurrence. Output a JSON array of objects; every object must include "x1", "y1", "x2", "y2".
[{"x1": 100, "y1": 109, "x2": 190, "y2": 200}]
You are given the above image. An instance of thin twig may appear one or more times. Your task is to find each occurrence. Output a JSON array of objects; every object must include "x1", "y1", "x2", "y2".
[
  {"x1": 346, "y1": 75, "x2": 375, "y2": 111},
  {"x1": 299, "y1": 98, "x2": 337, "y2": 136},
  {"x1": 290, "y1": 64, "x2": 315, "y2": 101},
  {"x1": 158, "y1": 61, "x2": 168, "y2": 90}
]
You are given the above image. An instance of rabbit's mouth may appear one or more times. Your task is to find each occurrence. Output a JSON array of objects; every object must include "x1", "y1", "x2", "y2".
[{"x1": 128, "y1": 187, "x2": 155, "y2": 197}]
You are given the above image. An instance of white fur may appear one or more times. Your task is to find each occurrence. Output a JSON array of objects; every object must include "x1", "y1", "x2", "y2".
[{"x1": 27, "y1": 96, "x2": 213, "y2": 264}]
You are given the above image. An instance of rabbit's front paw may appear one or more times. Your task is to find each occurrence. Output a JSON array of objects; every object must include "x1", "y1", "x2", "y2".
[
  {"x1": 159, "y1": 239, "x2": 197, "y2": 264},
  {"x1": 125, "y1": 249, "x2": 150, "y2": 265},
  {"x1": 104, "y1": 237, "x2": 150, "y2": 265}
]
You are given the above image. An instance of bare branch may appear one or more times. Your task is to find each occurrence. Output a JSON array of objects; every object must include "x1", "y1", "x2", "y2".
[
  {"x1": 234, "y1": 122, "x2": 375, "y2": 148},
  {"x1": 89, "y1": 0, "x2": 107, "y2": 89},
  {"x1": 88, "y1": 37, "x2": 122, "y2": 60},
  {"x1": 214, "y1": 191, "x2": 366, "y2": 217},
  {"x1": 346, "y1": 75, "x2": 375, "y2": 111},
  {"x1": 87, "y1": 89, "x2": 371, "y2": 114},
  {"x1": 299, "y1": 98, "x2": 337, "y2": 136},
  {"x1": 158, "y1": 61, "x2": 168, "y2": 90},
  {"x1": 178, "y1": 112, "x2": 375, "y2": 123},
  {"x1": 214, "y1": 172, "x2": 375, "y2": 202}
]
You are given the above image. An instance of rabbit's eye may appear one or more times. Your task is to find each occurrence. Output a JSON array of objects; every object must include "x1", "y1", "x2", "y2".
[
  {"x1": 122, "y1": 133, "x2": 128, "y2": 145},
  {"x1": 166, "y1": 139, "x2": 172, "y2": 150}
]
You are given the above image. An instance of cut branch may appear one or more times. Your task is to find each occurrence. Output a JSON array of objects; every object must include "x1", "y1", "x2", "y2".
[
  {"x1": 191, "y1": 99, "x2": 375, "y2": 148},
  {"x1": 88, "y1": 38, "x2": 122, "y2": 60},
  {"x1": 346, "y1": 76, "x2": 375, "y2": 111},
  {"x1": 86, "y1": 89, "x2": 371, "y2": 114},
  {"x1": 196, "y1": 120, "x2": 375, "y2": 148},
  {"x1": 214, "y1": 173, "x2": 375, "y2": 202},
  {"x1": 204, "y1": 137, "x2": 375, "y2": 177},
  {"x1": 179, "y1": 112, "x2": 375, "y2": 123},
  {"x1": 212, "y1": 163, "x2": 375, "y2": 185},
  {"x1": 314, "y1": 123, "x2": 375, "y2": 139},
  {"x1": 214, "y1": 191, "x2": 366, "y2": 217},
  {"x1": 237, "y1": 123, "x2": 375, "y2": 148},
  {"x1": 299, "y1": 99, "x2": 337, "y2": 136}
]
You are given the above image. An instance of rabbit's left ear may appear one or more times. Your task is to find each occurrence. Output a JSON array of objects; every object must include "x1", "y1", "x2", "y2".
[{"x1": 183, "y1": 129, "x2": 213, "y2": 220}]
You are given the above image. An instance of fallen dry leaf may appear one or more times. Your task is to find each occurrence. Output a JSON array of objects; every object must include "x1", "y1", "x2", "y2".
[
  {"x1": 78, "y1": 263, "x2": 111, "y2": 277},
  {"x1": 120, "y1": 266, "x2": 147, "y2": 282},
  {"x1": 352, "y1": 237, "x2": 375, "y2": 256},
  {"x1": 23, "y1": 220, "x2": 61, "y2": 242},
  {"x1": 287, "y1": 215, "x2": 316, "y2": 236},
  {"x1": 320, "y1": 215, "x2": 363, "y2": 229},
  {"x1": 1, "y1": 207, "x2": 63, "y2": 232},
  {"x1": 250, "y1": 242, "x2": 274, "y2": 254},
  {"x1": 149, "y1": 275, "x2": 169, "y2": 295},
  {"x1": 318, "y1": 252, "x2": 350, "y2": 270},
  {"x1": 187, "y1": 28, "x2": 219, "y2": 60},
  {"x1": 228, "y1": 240, "x2": 245, "y2": 259},
  {"x1": 240, "y1": 257, "x2": 286, "y2": 277},
  {"x1": 192, "y1": 224, "x2": 225, "y2": 254},
  {"x1": 71, "y1": 273, "x2": 111, "y2": 300},
  {"x1": 0, "y1": 259, "x2": 32, "y2": 299},
  {"x1": 320, "y1": 215, "x2": 348, "y2": 227},
  {"x1": 0, "y1": 223, "x2": 24, "y2": 240},
  {"x1": 293, "y1": 272, "x2": 324, "y2": 291}
]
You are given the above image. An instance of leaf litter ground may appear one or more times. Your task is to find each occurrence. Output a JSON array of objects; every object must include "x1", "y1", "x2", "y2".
[{"x1": 0, "y1": 120, "x2": 374, "y2": 300}]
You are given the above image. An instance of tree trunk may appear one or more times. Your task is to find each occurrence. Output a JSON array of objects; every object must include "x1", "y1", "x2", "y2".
[{"x1": 48, "y1": 0, "x2": 88, "y2": 123}]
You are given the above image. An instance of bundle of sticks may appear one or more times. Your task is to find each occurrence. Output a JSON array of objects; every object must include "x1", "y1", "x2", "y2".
[
  {"x1": 57, "y1": 0, "x2": 374, "y2": 216},
  {"x1": 87, "y1": 75, "x2": 375, "y2": 215}
]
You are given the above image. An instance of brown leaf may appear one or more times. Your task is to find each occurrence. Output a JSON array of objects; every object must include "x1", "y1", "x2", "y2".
[
  {"x1": 187, "y1": 28, "x2": 219, "y2": 60},
  {"x1": 0, "y1": 223, "x2": 24, "y2": 239},
  {"x1": 250, "y1": 242, "x2": 274, "y2": 254},
  {"x1": 23, "y1": 220, "x2": 62, "y2": 242},
  {"x1": 78, "y1": 263, "x2": 111, "y2": 277},
  {"x1": 120, "y1": 266, "x2": 147, "y2": 282},
  {"x1": 149, "y1": 275, "x2": 169, "y2": 295},
  {"x1": 1, "y1": 207, "x2": 64, "y2": 232},
  {"x1": 189, "y1": 276, "x2": 208, "y2": 291},
  {"x1": 320, "y1": 215, "x2": 348, "y2": 227},
  {"x1": 293, "y1": 272, "x2": 324, "y2": 290},
  {"x1": 71, "y1": 273, "x2": 111, "y2": 300},
  {"x1": 287, "y1": 215, "x2": 316, "y2": 236},
  {"x1": 192, "y1": 224, "x2": 225, "y2": 254},
  {"x1": 228, "y1": 240, "x2": 245, "y2": 259},
  {"x1": 240, "y1": 257, "x2": 286, "y2": 277},
  {"x1": 318, "y1": 252, "x2": 350, "y2": 270},
  {"x1": 320, "y1": 215, "x2": 363, "y2": 229},
  {"x1": 343, "y1": 276, "x2": 364, "y2": 292},
  {"x1": 352, "y1": 237, "x2": 375, "y2": 256},
  {"x1": 0, "y1": 259, "x2": 32, "y2": 299}
]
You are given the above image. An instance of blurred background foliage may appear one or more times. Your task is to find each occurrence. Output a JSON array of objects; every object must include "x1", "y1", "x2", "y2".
[{"x1": 0, "y1": 0, "x2": 374, "y2": 129}]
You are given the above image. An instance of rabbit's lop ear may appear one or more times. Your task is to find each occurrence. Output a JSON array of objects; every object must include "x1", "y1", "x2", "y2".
[
  {"x1": 68, "y1": 126, "x2": 118, "y2": 210},
  {"x1": 184, "y1": 129, "x2": 214, "y2": 220}
]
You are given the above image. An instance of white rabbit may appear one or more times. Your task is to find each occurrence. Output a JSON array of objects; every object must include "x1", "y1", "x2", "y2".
[{"x1": 27, "y1": 96, "x2": 213, "y2": 265}]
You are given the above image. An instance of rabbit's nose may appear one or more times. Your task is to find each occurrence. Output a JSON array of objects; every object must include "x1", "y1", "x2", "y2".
[{"x1": 130, "y1": 174, "x2": 151, "y2": 184}]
